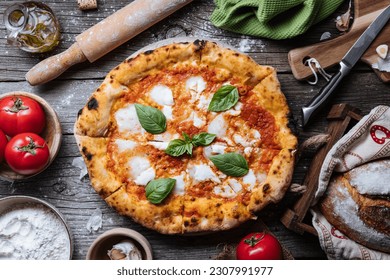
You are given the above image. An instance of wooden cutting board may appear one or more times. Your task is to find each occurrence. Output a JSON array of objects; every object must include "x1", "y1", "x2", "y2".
[{"x1": 289, "y1": 0, "x2": 390, "y2": 83}]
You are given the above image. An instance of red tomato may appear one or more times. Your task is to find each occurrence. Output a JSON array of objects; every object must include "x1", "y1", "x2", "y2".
[
  {"x1": 236, "y1": 232, "x2": 283, "y2": 260},
  {"x1": 0, "y1": 96, "x2": 45, "y2": 137},
  {"x1": 5, "y1": 133, "x2": 50, "y2": 175},
  {"x1": 0, "y1": 129, "x2": 7, "y2": 163}
]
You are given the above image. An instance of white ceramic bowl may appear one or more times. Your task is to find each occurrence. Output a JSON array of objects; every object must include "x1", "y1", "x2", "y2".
[
  {"x1": 86, "y1": 228, "x2": 153, "y2": 260},
  {"x1": 0, "y1": 195, "x2": 73, "y2": 260}
]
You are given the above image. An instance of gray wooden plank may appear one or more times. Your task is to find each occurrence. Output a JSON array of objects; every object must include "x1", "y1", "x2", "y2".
[{"x1": 0, "y1": 0, "x2": 362, "y2": 81}]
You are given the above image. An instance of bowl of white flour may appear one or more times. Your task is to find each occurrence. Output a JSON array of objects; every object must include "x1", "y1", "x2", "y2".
[{"x1": 0, "y1": 196, "x2": 73, "y2": 260}]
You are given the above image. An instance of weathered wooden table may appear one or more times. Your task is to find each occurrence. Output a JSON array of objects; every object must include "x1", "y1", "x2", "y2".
[{"x1": 0, "y1": 0, "x2": 389, "y2": 260}]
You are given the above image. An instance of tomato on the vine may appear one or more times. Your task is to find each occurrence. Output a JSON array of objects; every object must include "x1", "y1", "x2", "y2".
[
  {"x1": 0, "y1": 96, "x2": 45, "y2": 137},
  {"x1": 236, "y1": 232, "x2": 283, "y2": 260},
  {"x1": 0, "y1": 129, "x2": 7, "y2": 163},
  {"x1": 5, "y1": 133, "x2": 50, "y2": 175}
]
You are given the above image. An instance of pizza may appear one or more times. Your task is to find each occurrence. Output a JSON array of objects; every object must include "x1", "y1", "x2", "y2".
[{"x1": 74, "y1": 40, "x2": 297, "y2": 234}]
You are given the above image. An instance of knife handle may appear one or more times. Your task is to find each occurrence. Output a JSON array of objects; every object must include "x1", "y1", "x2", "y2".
[
  {"x1": 26, "y1": 43, "x2": 87, "y2": 86},
  {"x1": 301, "y1": 62, "x2": 350, "y2": 127}
]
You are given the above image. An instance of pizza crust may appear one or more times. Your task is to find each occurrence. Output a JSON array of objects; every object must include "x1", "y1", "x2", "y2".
[
  {"x1": 106, "y1": 186, "x2": 183, "y2": 234},
  {"x1": 74, "y1": 40, "x2": 297, "y2": 234},
  {"x1": 248, "y1": 149, "x2": 295, "y2": 212}
]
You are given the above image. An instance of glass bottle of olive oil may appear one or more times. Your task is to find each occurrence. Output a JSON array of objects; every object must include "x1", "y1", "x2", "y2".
[{"x1": 4, "y1": 1, "x2": 60, "y2": 53}]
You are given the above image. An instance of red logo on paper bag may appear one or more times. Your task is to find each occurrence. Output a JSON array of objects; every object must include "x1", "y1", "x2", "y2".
[{"x1": 370, "y1": 125, "x2": 390, "y2": 144}]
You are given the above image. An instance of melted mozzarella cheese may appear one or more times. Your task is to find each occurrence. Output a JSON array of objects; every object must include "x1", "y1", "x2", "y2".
[
  {"x1": 252, "y1": 129, "x2": 261, "y2": 139},
  {"x1": 203, "y1": 144, "x2": 227, "y2": 159},
  {"x1": 256, "y1": 172, "x2": 267, "y2": 185},
  {"x1": 154, "y1": 131, "x2": 178, "y2": 142},
  {"x1": 243, "y1": 169, "x2": 257, "y2": 190},
  {"x1": 228, "y1": 179, "x2": 243, "y2": 193},
  {"x1": 115, "y1": 104, "x2": 144, "y2": 134},
  {"x1": 192, "y1": 112, "x2": 205, "y2": 128},
  {"x1": 197, "y1": 95, "x2": 212, "y2": 110},
  {"x1": 208, "y1": 114, "x2": 227, "y2": 138},
  {"x1": 186, "y1": 76, "x2": 207, "y2": 102},
  {"x1": 162, "y1": 105, "x2": 173, "y2": 120},
  {"x1": 226, "y1": 102, "x2": 243, "y2": 116},
  {"x1": 233, "y1": 129, "x2": 261, "y2": 147},
  {"x1": 115, "y1": 139, "x2": 137, "y2": 153},
  {"x1": 128, "y1": 156, "x2": 151, "y2": 179},
  {"x1": 150, "y1": 85, "x2": 174, "y2": 106},
  {"x1": 188, "y1": 164, "x2": 221, "y2": 183},
  {"x1": 148, "y1": 141, "x2": 169, "y2": 150},
  {"x1": 134, "y1": 167, "x2": 155, "y2": 186},
  {"x1": 172, "y1": 173, "x2": 186, "y2": 195},
  {"x1": 213, "y1": 185, "x2": 236, "y2": 198},
  {"x1": 244, "y1": 147, "x2": 253, "y2": 156}
]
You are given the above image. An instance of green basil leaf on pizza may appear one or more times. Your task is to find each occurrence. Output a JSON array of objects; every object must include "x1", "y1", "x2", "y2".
[
  {"x1": 135, "y1": 103, "x2": 166, "y2": 134},
  {"x1": 210, "y1": 152, "x2": 249, "y2": 177},
  {"x1": 145, "y1": 178, "x2": 176, "y2": 204},
  {"x1": 165, "y1": 139, "x2": 191, "y2": 157},
  {"x1": 208, "y1": 85, "x2": 239, "y2": 112},
  {"x1": 166, "y1": 132, "x2": 216, "y2": 157},
  {"x1": 192, "y1": 132, "x2": 216, "y2": 146}
]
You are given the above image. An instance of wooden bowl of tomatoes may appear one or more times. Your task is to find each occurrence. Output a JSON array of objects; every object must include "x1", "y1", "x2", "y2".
[{"x1": 0, "y1": 91, "x2": 62, "y2": 180}]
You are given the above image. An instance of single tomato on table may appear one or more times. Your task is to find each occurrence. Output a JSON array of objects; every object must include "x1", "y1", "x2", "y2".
[
  {"x1": 0, "y1": 96, "x2": 45, "y2": 137},
  {"x1": 5, "y1": 133, "x2": 50, "y2": 175},
  {"x1": 0, "y1": 129, "x2": 7, "y2": 163},
  {"x1": 236, "y1": 232, "x2": 283, "y2": 260}
]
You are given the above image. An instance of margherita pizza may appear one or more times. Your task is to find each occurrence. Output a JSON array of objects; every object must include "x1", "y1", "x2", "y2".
[{"x1": 74, "y1": 40, "x2": 297, "y2": 234}]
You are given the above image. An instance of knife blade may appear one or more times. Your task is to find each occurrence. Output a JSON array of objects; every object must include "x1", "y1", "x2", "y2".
[{"x1": 301, "y1": 5, "x2": 390, "y2": 127}]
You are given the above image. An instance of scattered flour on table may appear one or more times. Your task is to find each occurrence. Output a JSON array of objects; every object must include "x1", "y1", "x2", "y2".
[
  {"x1": 72, "y1": 157, "x2": 88, "y2": 180},
  {"x1": 86, "y1": 208, "x2": 102, "y2": 233},
  {"x1": 0, "y1": 203, "x2": 70, "y2": 260},
  {"x1": 238, "y1": 38, "x2": 265, "y2": 53}
]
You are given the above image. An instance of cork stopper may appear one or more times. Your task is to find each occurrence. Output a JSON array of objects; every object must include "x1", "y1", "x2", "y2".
[{"x1": 77, "y1": 0, "x2": 97, "y2": 10}]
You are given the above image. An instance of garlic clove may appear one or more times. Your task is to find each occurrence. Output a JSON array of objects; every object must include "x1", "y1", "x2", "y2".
[
  {"x1": 109, "y1": 249, "x2": 127, "y2": 260},
  {"x1": 107, "y1": 240, "x2": 142, "y2": 260},
  {"x1": 335, "y1": 4, "x2": 352, "y2": 32},
  {"x1": 376, "y1": 44, "x2": 388, "y2": 60}
]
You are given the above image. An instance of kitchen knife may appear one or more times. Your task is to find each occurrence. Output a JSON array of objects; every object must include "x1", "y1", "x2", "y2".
[
  {"x1": 25, "y1": 0, "x2": 193, "y2": 86},
  {"x1": 301, "y1": 5, "x2": 390, "y2": 127}
]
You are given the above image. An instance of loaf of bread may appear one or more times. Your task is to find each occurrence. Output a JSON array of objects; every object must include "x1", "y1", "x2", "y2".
[{"x1": 319, "y1": 159, "x2": 390, "y2": 253}]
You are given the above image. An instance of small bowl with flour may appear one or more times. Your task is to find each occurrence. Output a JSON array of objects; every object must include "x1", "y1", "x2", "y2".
[{"x1": 0, "y1": 195, "x2": 73, "y2": 260}]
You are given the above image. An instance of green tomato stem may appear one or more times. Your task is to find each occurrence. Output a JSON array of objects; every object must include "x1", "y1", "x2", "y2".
[
  {"x1": 16, "y1": 137, "x2": 45, "y2": 155},
  {"x1": 244, "y1": 232, "x2": 266, "y2": 247},
  {"x1": 5, "y1": 97, "x2": 29, "y2": 113}
]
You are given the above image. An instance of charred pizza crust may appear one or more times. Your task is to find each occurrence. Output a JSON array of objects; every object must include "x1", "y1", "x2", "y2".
[{"x1": 75, "y1": 40, "x2": 297, "y2": 234}]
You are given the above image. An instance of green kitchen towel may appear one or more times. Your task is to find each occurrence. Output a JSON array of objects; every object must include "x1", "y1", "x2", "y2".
[{"x1": 211, "y1": 0, "x2": 345, "y2": 39}]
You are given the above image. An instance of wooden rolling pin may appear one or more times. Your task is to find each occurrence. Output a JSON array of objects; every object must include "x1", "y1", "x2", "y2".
[{"x1": 26, "y1": 0, "x2": 193, "y2": 85}]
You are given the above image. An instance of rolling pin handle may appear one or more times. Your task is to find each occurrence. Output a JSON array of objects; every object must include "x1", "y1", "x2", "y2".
[{"x1": 26, "y1": 43, "x2": 87, "y2": 86}]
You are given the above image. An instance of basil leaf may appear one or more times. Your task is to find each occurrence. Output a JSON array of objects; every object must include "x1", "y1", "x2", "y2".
[
  {"x1": 192, "y1": 132, "x2": 216, "y2": 146},
  {"x1": 209, "y1": 152, "x2": 249, "y2": 177},
  {"x1": 182, "y1": 132, "x2": 191, "y2": 143},
  {"x1": 165, "y1": 139, "x2": 190, "y2": 157},
  {"x1": 134, "y1": 103, "x2": 166, "y2": 134},
  {"x1": 208, "y1": 85, "x2": 239, "y2": 112},
  {"x1": 145, "y1": 178, "x2": 176, "y2": 204},
  {"x1": 185, "y1": 142, "x2": 194, "y2": 156}
]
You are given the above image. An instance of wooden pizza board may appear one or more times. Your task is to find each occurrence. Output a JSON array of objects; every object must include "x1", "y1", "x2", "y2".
[
  {"x1": 289, "y1": 0, "x2": 390, "y2": 83},
  {"x1": 281, "y1": 103, "x2": 363, "y2": 235}
]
